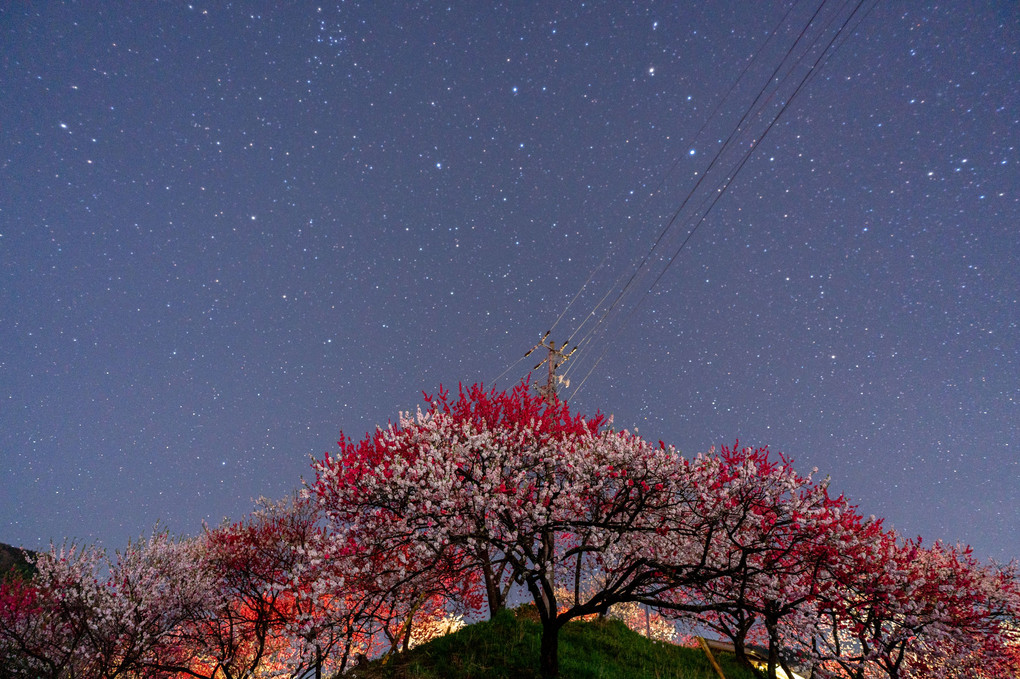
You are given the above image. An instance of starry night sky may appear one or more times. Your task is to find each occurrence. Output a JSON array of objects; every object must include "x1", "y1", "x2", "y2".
[{"x1": 2, "y1": 2, "x2": 1017, "y2": 562}]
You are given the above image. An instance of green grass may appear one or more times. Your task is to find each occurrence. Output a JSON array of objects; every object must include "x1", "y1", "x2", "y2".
[{"x1": 351, "y1": 607, "x2": 760, "y2": 679}]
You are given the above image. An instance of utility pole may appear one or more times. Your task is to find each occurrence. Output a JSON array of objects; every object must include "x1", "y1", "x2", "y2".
[
  {"x1": 525, "y1": 332, "x2": 576, "y2": 404},
  {"x1": 523, "y1": 332, "x2": 577, "y2": 601}
]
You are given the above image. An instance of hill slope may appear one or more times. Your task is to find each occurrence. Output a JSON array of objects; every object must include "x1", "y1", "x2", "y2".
[
  {"x1": 0, "y1": 543, "x2": 36, "y2": 580},
  {"x1": 353, "y1": 607, "x2": 758, "y2": 679}
]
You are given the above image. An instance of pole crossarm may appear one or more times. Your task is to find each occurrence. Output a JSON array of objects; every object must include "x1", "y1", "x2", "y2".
[{"x1": 524, "y1": 333, "x2": 577, "y2": 404}]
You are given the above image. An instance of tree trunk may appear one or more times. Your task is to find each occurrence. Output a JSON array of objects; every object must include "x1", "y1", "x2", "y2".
[
  {"x1": 539, "y1": 620, "x2": 560, "y2": 678},
  {"x1": 765, "y1": 617, "x2": 780, "y2": 679},
  {"x1": 778, "y1": 651, "x2": 797, "y2": 679},
  {"x1": 717, "y1": 610, "x2": 756, "y2": 669},
  {"x1": 528, "y1": 564, "x2": 560, "y2": 678},
  {"x1": 402, "y1": 615, "x2": 413, "y2": 652},
  {"x1": 479, "y1": 549, "x2": 504, "y2": 617},
  {"x1": 732, "y1": 636, "x2": 750, "y2": 668},
  {"x1": 573, "y1": 550, "x2": 583, "y2": 608}
]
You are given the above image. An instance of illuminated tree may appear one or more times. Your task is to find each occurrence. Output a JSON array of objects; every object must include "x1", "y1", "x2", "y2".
[
  {"x1": 149, "y1": 495, "x2": 435, "y2": 679},
  {"x1": 786, "y1": 530, "x2": 1020, "y2": 679},
  {"x1": 670, "y1": 443, "x2": 883, "y2": 678},
  {"x1": 0, "y1": 569, "x2": 76, "y2": 679},
  {"x1": 310, "y1": 382, "x2": 748, "y2": 677},
  {"x1": 0, "y1": 532, "x2": 211, "y2": 679}
]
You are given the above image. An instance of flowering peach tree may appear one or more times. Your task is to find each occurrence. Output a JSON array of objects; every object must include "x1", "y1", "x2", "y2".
[
  {"x1": 310, "y1": 382, "x2": 748, "y2": 677},
  {"x1": 0, "y1": 531, "x2": 211, "y2": 679},
  {"x1": 675, "y1": 443, "x2": 885, "y2": 677},
  {"x1": 800, "y1": 533, "x2": 1020, "y2": 679}
]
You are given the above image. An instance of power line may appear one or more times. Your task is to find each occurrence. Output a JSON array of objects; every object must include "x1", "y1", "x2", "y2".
[
  {"x1": 565, "y1": 0, "x2": 839, "y2": 397},
  {"x1": 520, "y1": 2, "x2": 805, "y2": 384},
  {"x1": 567, "y1": 0, "x2": 876, "y2": 401},
  {"x1": 555, "y1": 3, "x2": 820, "y2": 390},
  {"x1": 491, "y1": 0, "x2": 876, "y2": 400}
]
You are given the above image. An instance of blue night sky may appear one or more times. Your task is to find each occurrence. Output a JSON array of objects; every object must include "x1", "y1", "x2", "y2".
[{"x1": 2, "y1": 2, "x2": 1017, "y2": 562}]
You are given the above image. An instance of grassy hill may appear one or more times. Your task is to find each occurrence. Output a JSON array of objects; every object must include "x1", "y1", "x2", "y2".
[{"x1": 353, "y1": 607, "x2": 759, "y2": 679}]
